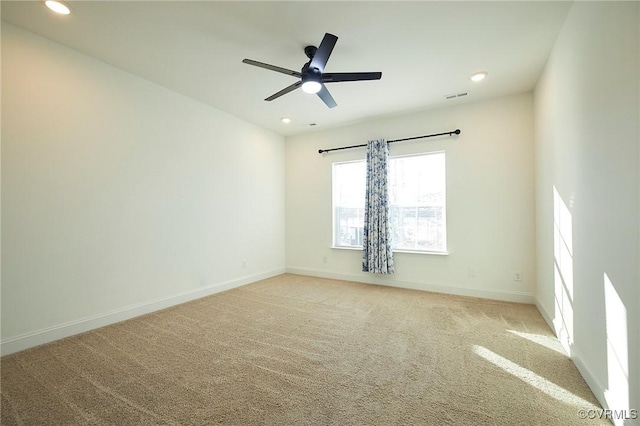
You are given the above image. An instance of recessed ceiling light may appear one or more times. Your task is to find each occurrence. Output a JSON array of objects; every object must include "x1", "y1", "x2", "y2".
[
  {"x1": 44, "y1": 0, "x2": 71, "y2": 15},
  {"x1": 470, "y1": 71, "x2": 488, "y2": 82},
  {"x1": 281, "y1": 117, "x2": 291, "y2": 124}
]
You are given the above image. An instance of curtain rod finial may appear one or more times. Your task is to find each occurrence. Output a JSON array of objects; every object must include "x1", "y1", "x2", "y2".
[
  {"x1": 454, "y1": 129, "x2": 461, "y2": 135},
  {"x1": 318, "y1": 149, "x2": 324, "y2": 154}
]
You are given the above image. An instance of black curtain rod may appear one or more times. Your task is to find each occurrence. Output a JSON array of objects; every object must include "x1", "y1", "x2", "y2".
[{"x1": 318, "y1": 129, "x2": 461, "y2": 154}]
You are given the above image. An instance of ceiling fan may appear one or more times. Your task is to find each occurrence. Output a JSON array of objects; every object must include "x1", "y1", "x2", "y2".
[{"x1": 242, "y1": 33, "x2": 382, "y2": 109}]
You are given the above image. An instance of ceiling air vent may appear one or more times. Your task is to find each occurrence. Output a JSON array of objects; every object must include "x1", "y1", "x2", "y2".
[{"x1": 445, "y1": 91, "x2": 469, "y2": 100}]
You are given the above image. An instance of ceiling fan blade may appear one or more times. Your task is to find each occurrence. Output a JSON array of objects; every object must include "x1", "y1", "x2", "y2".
[
  {"x1": 242, "y1": 59, "x2": 301, "y2": 78},
  {"x1": 316, "y1": 84, "x2": 337, "y2": 108},
  {"x1": 309, "y1": 33, "x2": 338, "y2": 72},
  {"x1": 322, "y1": 72, "x2": 382, "y2": 83},
  {"x1": 265, "y1": 81, "x2": 302, "y2": 101}
]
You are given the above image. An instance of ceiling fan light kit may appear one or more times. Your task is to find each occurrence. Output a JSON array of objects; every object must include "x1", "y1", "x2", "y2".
[
  {"x1": 243, "y1": 33, "x2": 382, "y2": 108},
  {"x1": 302, "y1": 81, "x2": 322, "y2": 94},
  {"x1": 301, "y1": 69, "x2": 322, "y2": 94}
]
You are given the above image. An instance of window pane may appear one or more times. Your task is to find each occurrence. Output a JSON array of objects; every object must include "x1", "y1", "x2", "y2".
[
  {"x1": 335, "y1": 207, "x2": 364, "y2": 247},
  {"x1": 333, "y1": 161, "x2": 366, "y2": 247},
  {"x1": 389, "y1": 152, "x2": 446, "y2": 252}
]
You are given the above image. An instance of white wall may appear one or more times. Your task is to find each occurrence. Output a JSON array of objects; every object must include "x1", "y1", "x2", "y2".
[
  {"x1": 286, "y1": 93, "x2": 536, "y2": 303},
  {"x1": 1, "y1": 24, "x2": 286, "y2": 354},
  {"x1": 534, "y1": 2, "x2": 639, "y2": 421}
]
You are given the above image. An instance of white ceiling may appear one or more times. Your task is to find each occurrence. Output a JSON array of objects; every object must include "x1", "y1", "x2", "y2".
[{"x1": 1, "y1": 1, "x2": 572, "y2": 136}]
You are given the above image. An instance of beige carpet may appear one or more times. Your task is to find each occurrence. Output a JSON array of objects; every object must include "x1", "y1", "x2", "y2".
[{"x1": 1, "y1": 274, "x2": 605, "y2": 425}]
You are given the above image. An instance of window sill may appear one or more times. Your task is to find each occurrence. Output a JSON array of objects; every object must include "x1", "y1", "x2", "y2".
[
  {"x1": 331, "y1": 246, "x2": 449, "y2": 256},
  {"x1": 394, "y1": 249, "x2": 449, "y2": 256}
]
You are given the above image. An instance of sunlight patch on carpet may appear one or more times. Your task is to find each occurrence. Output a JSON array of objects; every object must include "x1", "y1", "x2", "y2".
[
  {"x1": 506, "y1": 330, "x2": 566, "y2": 355},
  {"x1": 473, "y1": 345, "x2": 597, "y2": 408}
]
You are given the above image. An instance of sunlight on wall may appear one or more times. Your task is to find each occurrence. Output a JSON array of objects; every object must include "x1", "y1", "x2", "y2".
[
  {"x1": 604, "y1": 273, "x2": 629, "y2": 421},
  {"x1": 473, "y1": 345, "x2": 597, "y2": 408},
  {"x1": 553, "y1": 186, "x2": 574, "y2": 354},
  {"x1": 507, "y1": 330, "x2": 566, "y2": 355}
]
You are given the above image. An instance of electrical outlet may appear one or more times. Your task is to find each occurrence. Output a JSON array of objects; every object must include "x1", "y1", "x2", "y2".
[
  {"x1": 514, "y1": 272, "x2": 522, "y2": 281},
  {"x1": 242, "y1": 260, "x2": 247, "y2": 268},
  {"x1": 468, "y1": 268, "x2": 477, "y2": 278},
  {"x1": 322, "y1": 256, "x2": 328, "y2": 264}
]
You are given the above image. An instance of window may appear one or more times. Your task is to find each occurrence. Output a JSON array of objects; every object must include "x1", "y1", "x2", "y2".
[
  {"x1": 332, "y1": 151, "x2": 446, "y2": 253},
  {"x1": 333, "y1": 160, "x2": 366, "y2": 248}
]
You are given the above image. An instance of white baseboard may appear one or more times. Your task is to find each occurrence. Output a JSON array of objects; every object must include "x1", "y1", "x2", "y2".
[
  {"x1": 570, "y1": 349, "x2": 610, "y2": 408},
  {"x1": 1, "y1": 268, "x2": 285, "y2": 356},
  {"x1": 534, "y1": 298, "x2": 556, "y2": 333},
  {"x1": 286, "y1": 267, "x2": 535, "y2": 304}
]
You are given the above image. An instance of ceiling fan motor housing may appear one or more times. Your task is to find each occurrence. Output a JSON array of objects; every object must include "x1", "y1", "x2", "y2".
[{"x1": 302, "y1": 67, "x2": 322, "y2": 84}]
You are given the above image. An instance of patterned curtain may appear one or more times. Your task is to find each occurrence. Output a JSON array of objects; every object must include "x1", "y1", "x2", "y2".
[{"x1": 362, "y1": 139, "x2": 395, "y2": 274}]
